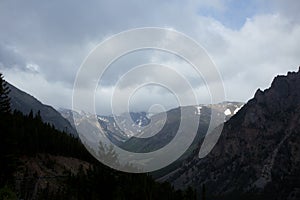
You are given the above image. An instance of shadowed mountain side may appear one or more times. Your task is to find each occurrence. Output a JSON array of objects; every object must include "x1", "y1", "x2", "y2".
[
  {"x1": 164, "y1": 67, "x2": 300, "y2": 199},
  {"x1": 8, "y1": 82, "x2": 77, "y2": 136}
]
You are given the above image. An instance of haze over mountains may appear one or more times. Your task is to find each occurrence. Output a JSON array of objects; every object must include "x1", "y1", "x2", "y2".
[
  {"x1": 1, "y1": 75, "x2": 194, "y2": 199},
  {"x1": 3, "y1": 67, "x2": 300, "y2": 199},
  {"x1": 59, "y1": 101, "x2": 243, "y2": 177},
  {"x1": 1, "y1": 0, "x2": 300, "y2": 199},
  {"x1": 59, "y1": 102, "x2": 243, "y2": 145}
]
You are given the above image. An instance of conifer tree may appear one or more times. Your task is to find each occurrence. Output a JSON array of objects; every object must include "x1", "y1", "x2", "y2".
[{"x1": 0, "y1": 73, "x2": 11, "y2": 114}]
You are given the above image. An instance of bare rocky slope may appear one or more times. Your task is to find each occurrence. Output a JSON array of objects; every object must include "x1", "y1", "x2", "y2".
[
  {"x1": 165, "y1": 67, "x2": 300, "y2": 200},
  {"x1": 13, "y1": 154, "x2": 91, "y2": 199}
]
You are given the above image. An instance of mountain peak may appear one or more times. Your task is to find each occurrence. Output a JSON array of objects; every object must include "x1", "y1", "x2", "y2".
[{"x1": 166, "y1": 67, "x2": 300, "y2": 199}]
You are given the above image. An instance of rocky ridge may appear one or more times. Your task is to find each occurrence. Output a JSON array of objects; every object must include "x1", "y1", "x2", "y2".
[{"x1": 165, "y1": 67, "x2": 300, "y2": 199}]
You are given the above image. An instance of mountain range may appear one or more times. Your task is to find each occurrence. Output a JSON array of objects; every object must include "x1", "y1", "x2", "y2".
[
  {"x1": 5, "y1": 67, "x2": 300, "y2": 199},
  {"x1": 161, "y1": 67, "x2": 300, "y2": 199},
  {"x1": 60, "y1": 102, "x2": 243, "y2": 147},
  {"x1": 59, "y1": 101, "x2": 243, "y2": 178}
]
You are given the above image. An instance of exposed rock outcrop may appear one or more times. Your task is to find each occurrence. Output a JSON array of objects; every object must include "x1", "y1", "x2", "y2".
[{"x1": 166, "y1": 67, "x2": 300, "y2": 199}]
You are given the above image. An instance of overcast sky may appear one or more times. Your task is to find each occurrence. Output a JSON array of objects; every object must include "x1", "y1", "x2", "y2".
[{"x1": 0, "y1": 0, "x2": 299, "y2": 114}]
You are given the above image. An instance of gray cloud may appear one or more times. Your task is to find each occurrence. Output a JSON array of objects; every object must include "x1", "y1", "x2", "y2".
[
  {"x1": 0, "y1": 0, "x2": 299, "y2": 114},
  {"x1": 0, "y1": 0, "x2": 200, "y2": 88},
  {"x1": 271, "y1": 0, "x2": 300, "y2": 22},
  {"x1": 0, "y1": 43, "x2": 26, "y2": 70}
]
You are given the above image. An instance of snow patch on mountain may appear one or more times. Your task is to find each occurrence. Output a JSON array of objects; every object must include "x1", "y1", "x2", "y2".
[
  {"x1": 224, "y1": 108, "x2": 232, "y2": 116},
  {"x1": 234, "y1": 106, "x2": 242, "y2": 114},
  {"x1": 195, "y1": 106, "x2": 202, "y2": 115}
]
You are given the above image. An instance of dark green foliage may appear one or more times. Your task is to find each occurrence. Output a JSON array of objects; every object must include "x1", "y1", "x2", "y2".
[
  {"x1": 0, "y1": 110, "x2": 196, "y2": 199},
  {"x1": 0, "y1": 74, "x2": 14, "y2": 188},
  {"x1": 0, "y1": 185, "x2": 17, "y2": 200},
  {"x1": 62, "y1": 166, "x2": 193, "y2": 200},
  {"x1": 0, "y1": 108, "x2": 94, "y2": 188},
  {"x1": 0, "y1": 74, "x2": 196, "y2": 199},
  {"x1": 4, "y1": 109, "x2": 93, "y2": 160},
  {"x1": 0, "y1": 73, "x2": 11, "y2": 114}
]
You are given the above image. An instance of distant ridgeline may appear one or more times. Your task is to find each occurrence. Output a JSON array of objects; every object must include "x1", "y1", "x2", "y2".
[
  {"x1": 0, "y1": 73, "x2": 197, "y2": 200},
  {"x1": 7, "y1": 82, "x2": 77, "y2": 136}
]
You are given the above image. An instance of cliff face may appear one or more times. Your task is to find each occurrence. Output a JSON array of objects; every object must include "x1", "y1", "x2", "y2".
[{"x1": 167, "y1": 67, "x2": 300, "y2": 199}]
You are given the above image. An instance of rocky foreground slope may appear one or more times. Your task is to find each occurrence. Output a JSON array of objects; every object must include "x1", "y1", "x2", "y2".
[{"x1": 165, "y1": 67, "x2": 300, "y2": 199}]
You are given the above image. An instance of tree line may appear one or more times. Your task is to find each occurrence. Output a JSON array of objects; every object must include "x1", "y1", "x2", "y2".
[{"x1": 0, "y1": 73, "x2": 197, "y2": 200}]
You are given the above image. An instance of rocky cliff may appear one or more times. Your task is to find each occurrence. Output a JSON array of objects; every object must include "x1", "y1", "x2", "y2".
[{"x1": 165, "y1": 67, "x2": 300, "y2": 199}]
